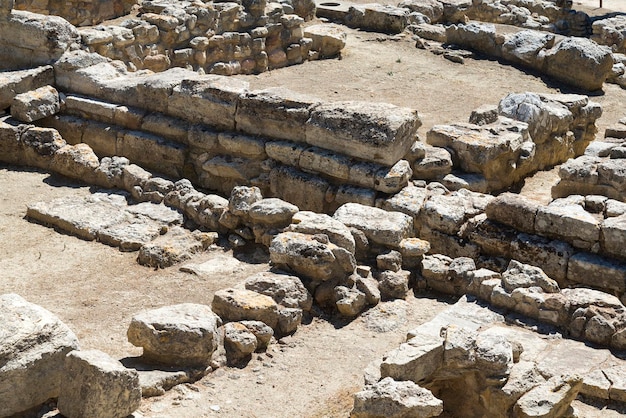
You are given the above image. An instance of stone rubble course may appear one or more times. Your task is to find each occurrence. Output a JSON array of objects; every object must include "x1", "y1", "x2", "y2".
[
  {"x1": 57, "y1": 349, "x2": 142, "y2": 418},
  {"x1": 0, "y1": 293, "x2": 80, "y2": 417},
  {"x1": 355, "y1": 296, "x2": 626, "y2": 418},
  {"x1": 127, "y1": 303, "x2": 222, "y2": 367}
]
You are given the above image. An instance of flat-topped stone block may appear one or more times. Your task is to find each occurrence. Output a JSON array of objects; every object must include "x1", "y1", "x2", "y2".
[{"x1": 305, "y1": 101, "x2": 421, "y2": 167}]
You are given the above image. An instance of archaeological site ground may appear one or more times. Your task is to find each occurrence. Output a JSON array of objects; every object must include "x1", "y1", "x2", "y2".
[{"x1": 3, "y1": 0, "x2": 626, "y2": 416}]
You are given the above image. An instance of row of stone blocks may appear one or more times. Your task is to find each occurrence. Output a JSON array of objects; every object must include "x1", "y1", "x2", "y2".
[{"x1": 14, "y1": 0, "x2": 135, "y2": 26}]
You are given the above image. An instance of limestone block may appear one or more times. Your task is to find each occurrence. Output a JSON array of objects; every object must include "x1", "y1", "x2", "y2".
[
  {"x1": 212, "y1": 288, "x2": 280, "y2": 329},
  {"x1": 118, "y1": 130, "x2": 186, "y2": 178},
  {"x1": 427, "y1": 118, "x2": 530, "y2": 186},
  {"x1": 0, "y1": 294, "x2": 79, "y2": 417},
  {"x1": 248, "y1": 197, "x2": 299, "y2": 227},
  {"x1": 333, "y1": 203, "x2": 413, "y2": 248},
  {"x1": 380, "y1": 333, "x2": 444, "y2": 382},
  {"x1": 485, "y1": 192, "x2": 539, "y2": 234},
  {"x1": 346, "y1": 4, "x2": 410, "y2": 34},
  {"x1": 0, "y1": 11, "x2": 79, "y2": 70},
  {"x1": 501, "y1": 30, "x2": 555, "y2": 68},
  {"x1": 581, "y1": 369, "x2": 611, "y2": 399},
  {"x1": 82, "y1": 120, "x2": 118, "y2": 156},
  {"x1": 335, "y1": 286, "x2": 367, "y2": 317},
  {"x1": 270, "y1": 165, "x2": 329, "y2": 213},
  {"x1": 218, "y1": 132, "x2": 266, "y2": 159},
  {"x1": 377, "y1": 250, "x2": 402, "y2": 272},
  {"x1": 289, "y1": 210, "x2": 356, "y2": 253},
  {"x1": 602, "y1": 366, "x2": 626, "y2": 402},
  {"x1": 141, "y1": 113, "x2": 189, "y2": 144},
  {"x1": 412, "y1": 145, "x2": 452, "y2": 180},
  {"x1": 304, "y1": 24, "x2": 346, "y2": 57},
  {"x1": 10, "y1": 85, "x2": 59, "y2": 122},
  {"x1": 602, "y1": 214, "x2": 626, "y2": 260},
  {"x1": 127, "y1": 303, "x2": 221, "y2": 367},
  {"x1": 374, "y1": 160, "x2": 412, "y2": 194},
  {"x1": 535, "y1": 202, "x2": 600, "y2": 250},
  {"x1": 228, "y1": 185, "x2": 263, "y2": 216},
  {"x1": 411, "y1": 22, "x2": 447, "y2": 42},
  {"x1": 562, "y1": 288, "x2": 624, "y2": 311},
  {"x1": 64, "y1": 95, "x2": 117, "y2": 123},
  {"x1": 399, "y1": 0, "x2": 443, "y2": 23},
  {"x1": 543, "y1": 37, "x2": 613, "y2": 91},
  {"x1": 0, "y1": 65, "x2": 53, "y2": 110},
  {"x1": 597, "y1": 159, "x2": 626, "y2": 192},
  {"x1": 378, "y1": 269, "x2": 410, "y2": 300},
  {"x1": 223, "y1": 322, "x2": 257, "y2": 363},
  {"x1": 50, "y1": 143, "x2": 100, "y2": 182},
  {"x1": 446, "y1": 22, "x2": 498, "y2": 56},
  {"x1": 300, "y1": 146, "x2": 351, "y2": 180},
  {"x1": 510, "y1": 233, "x2": 572, "y2": 284},
  {"x1": 169, "y1": 75, "x2": 248, "y2": 130},
  {"x1": 239, "y1": 320, "x2": 274, "y2": 349},
  {"x1": 269, "y1": 231, "x2": 355, "y2": 282},
  {"x1": 335, "y1": 185, "x2": 377, "y2": 208},
  {"x1": 502, "y1": 260, "x2": 559, "y2": 293},
  {"x1": 235, "y1": 87, "x2": 319, "y2": 142},
  {"x1": 356, "y1": 275, "x2": 381, "y2": 305},
  {"x1": 421, "y1": 254, "x2": 451, "y2": 282},
  {"x1": 57, "y1": 350, "x2": 140, "y2": 418},
  {"x1": 137, "y1": 227, "x2": 215, "y2": 268},
  {"x1": 514, "y1": 375, "x2": 582, "y2": 418},
  {"x1": 244, "y1": 270, "x2": 312, "y2": 311},
  {"x1": 305, "y1": 101, "x2": 421, "y2": 167},
  {"x1": 421, "y1": 193, "x2": 472, "y2": 235},
  {"x1": 381, "y1": 184, "x2": 429, "y2": 223},
  {"x1": 567, "y1": 252, "x2": 626, "y2": 293},
  {"x1": 26, "y1": 192, "x2": 128, "y2": 241},
  {"x1": 266, "y1": 140, "x2": 306, "y2": 166},
  {"x1": 351, "y1": 377, "x2": 443, "y2": 418}
]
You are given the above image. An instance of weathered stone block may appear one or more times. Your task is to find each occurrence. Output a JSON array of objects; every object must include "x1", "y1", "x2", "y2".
[
  {"x1": 127, "y1": 303, "x2": 222, "y2": 367},
  {"x1": 333, "y1": 202, "x2": 413, "y2": 248},
  {"x1": 169, "y1": 75, "x2": 249, "y2": 130},
  {"x1": 235, "y1": 87, "x2": 318, "y2": 142},
  {"x1": 0, "y1": 293, "x2": 79, "y2": 417},
  {"x1": 0, "y1": 65, "x2": 54, "y2": 109},
  {"x1": 602, "y1": 214, "x2": 626, "y2": 260},
  {"x1": 567, "y1": 252, "x2": 626, "y2": 293},
  {"x1": 306, "y1": 101, "x2": 421, "y2": 167},
  {"x1": 11, "y1": 85, "x2": 60, "y2": 122},
  {"x1": 57, "y1": 350, "x2": 141, "y2": 418}
]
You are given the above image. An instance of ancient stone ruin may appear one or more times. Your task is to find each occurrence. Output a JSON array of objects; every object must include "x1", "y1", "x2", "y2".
[{"x1": 2, "y1": 0, "x2": 626, "y2": 416}]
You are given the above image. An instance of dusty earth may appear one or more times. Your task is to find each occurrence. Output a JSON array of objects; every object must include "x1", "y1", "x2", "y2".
[{"x1": 2, "y1": 1, "x2": 626, "y2": 417}]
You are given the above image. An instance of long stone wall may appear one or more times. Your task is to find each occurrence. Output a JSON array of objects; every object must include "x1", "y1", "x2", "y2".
[{"x1": 41, "y1": 56, "x2": 419, "y2": 212}]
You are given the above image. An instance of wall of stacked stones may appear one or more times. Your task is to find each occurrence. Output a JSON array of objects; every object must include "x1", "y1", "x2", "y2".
[
  {"x1": 37, "y1": 56, "x2": 418, "y2": 214},
  {"x1": 76, "y1": 0, "x2": 320, "y2": 74},
  {"x1": 14, "y1": 0, "x2": 136, "y2": 26}
]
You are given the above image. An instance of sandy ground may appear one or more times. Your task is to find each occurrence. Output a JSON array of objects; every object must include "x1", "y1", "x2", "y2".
[{"x1": 2, "y1": 2, "x2": 626, "y2": 417}]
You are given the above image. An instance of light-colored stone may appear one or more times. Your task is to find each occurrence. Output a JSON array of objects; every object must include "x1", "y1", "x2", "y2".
[
  {"x1": 304, "y1": 24, "x2": 347, "y2": 57},
  {"x1": 127, "y1": 303, "x2": 221, "y2": 367},
  {"x1": 57, "y1": 350, "x2": 141, "y2": 418},
  {"x1": 333, "y1": 203, "x2": 413, "y2": 248},
  {"x1": 351, "y1": 377, "x2": 443, "y2": 418},
  {"x1": 212, "y1": 288, "x2": 280, "y2": 330},
  {"x1": 306, "y1": 101, "x2": 421, "y2": 167},
  {"x1": 245, "y1": 270, "x2": 312, "y2": 311},
  {"x1": 0, "y1": 293, "x2": 79, "y2": 417},
  {"x1": 289, "y1": 210, "x2": 356, "y2": 253},
  {"x1": 514, "y1": 375, "x2": 582, "y2": 418}
]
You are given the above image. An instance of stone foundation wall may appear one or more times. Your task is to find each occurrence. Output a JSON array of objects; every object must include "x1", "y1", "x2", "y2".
[
  {"x1": 77, "y1": 1, "x2": 317, "y2": 74},
  {"x1": 42, "y1": 58, "x2": 419, "y2": 212}
]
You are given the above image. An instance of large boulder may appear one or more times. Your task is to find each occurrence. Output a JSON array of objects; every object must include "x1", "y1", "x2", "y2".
[
  {"x1": 0, "y1": 11, "x2": 80, "y2": 70},
  {"x1": 57, "y1": 350, "x2": 141, "y2": 418},
  {"x1": 543, "y1": 37, "x2": 613, "y2": 91},
  {"x1": 304, "y1": 24, "x2": 347, "y2": 58},
  {"x1": 0, "y1": 293, "x2": 79, "y2": 417},
  {"x1": 127, "y1": 303, "x2": 222, "y2": 367},
  {"x1": 10, "y1": 85, "x2": 60, "y2": 122}
]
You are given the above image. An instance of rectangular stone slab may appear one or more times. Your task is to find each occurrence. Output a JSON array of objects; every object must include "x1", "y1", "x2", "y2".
[{"x1": 305, "y1": 101, "x2": 420, "y2": 167}]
